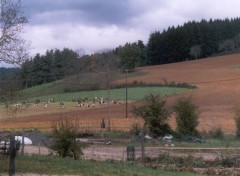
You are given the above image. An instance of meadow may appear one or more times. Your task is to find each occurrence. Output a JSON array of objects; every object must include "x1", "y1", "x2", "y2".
[{"x1": 23, "y1": 86, "x2": 190, "y2": 103}]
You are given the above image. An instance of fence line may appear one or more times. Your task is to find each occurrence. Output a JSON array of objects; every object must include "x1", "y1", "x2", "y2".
[{"x1": 3, "y1": 140, "x2": 240, "y2": 162}]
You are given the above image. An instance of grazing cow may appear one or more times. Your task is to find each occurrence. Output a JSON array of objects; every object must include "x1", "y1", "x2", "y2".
[
  {"x1": 44, "y1": 102, "x2": 48, "y2": 108},
  {"x1": 48, "y1": 98, "x2": 55, "y2": 103},
  {"x1": 111, "y1": 99, "x2": 121, "y2": 104},
  {"x1": 76, "y1": 99, "x2": 83, "y2": 107},
  {"x1": 21, "y1": 100, "x2": 29, "y2": 105},
  {"x1": 72, "y1": 98, "x2": 76, "y2": 102},
  {"x1": 13, "y1": 103, "x2": 21, "y2": 109},
  {"x1": 80, "y1": 97, "x2": 88, "y2": 102},
  {"x1": 21, "y1": 100, "x2": 30, "y2": 109},
  {"x1": 92, "y1": 97, "x2": 98, "y2": 104},
  {"x1": 35, "y1": 99, "x2": 40, "y2": 106},
  {"x1": 77, "y1": 99, "x2": 82, "y2": 104},
  {"x1": 59, "y1": 102, "x2": 64, "y2": 109},
  {"x1": 99, "y1": 97, "x2": 105, "y2": 104}
]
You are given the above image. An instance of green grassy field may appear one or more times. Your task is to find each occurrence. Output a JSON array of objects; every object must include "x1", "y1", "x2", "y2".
[
  {"x1": 0, "y1": 155, "x2": 203, "y2": 176},
  {"x1": 23, "y1": 86, "x2": 190, "y2": 103},
  {"x1": 20, "y1": 71, "x2": 149, "y2": 97}
]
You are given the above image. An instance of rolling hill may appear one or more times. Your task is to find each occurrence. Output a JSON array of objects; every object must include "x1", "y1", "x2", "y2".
[
  {"x1": 130, "y1": 53, "x2": 240, "y2": 134},
  {"x1": 1, "y1": 53, "x2": 240, "y2": 134}
]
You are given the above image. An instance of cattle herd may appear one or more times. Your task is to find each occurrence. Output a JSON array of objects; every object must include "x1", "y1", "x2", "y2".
[
  {"x1": 5, "y1": 96, "x2": 122, "y2": 112},
  {"x1": 72, "y1": 96, "x2": 121, "y2": 108}
]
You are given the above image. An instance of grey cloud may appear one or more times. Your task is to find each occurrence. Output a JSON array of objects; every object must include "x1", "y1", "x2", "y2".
[
  {"x1": 20, "y1": 0, "x2": 240, "y2": 57},
  {"x1": 22, "y1": 0, "x2": 140, "y2": 26}
]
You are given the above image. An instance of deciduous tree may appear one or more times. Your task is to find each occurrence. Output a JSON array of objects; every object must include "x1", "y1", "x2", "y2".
[
  {"x1": 190, "y1": 45, "x2": 201, "y2": 59},
  {"x1": 116, "y1": 42, "x2": 141, "y2": 71},
  {"x1": 0, "y1": 0, "x2": 29, "y2": 65}
]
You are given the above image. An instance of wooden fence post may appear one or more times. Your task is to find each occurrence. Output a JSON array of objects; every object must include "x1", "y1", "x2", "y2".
[
  {"x1": 9, "y1": 135, "x2": 16, "y2": 176},
  {"x1": 38, "y1": 142, "x2": 41, "y2": 155},
  {"x1": 21, "y1": 131, "x2": 24, "y2": 156},
  {"x1": 4, "y1": 141, "x2": 7, "y2": 155},
  {"x1": 141, "y1": 129, "x2": 145, "y2": 161}
]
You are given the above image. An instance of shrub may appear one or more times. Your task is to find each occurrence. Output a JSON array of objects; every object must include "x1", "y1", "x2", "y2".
[
  {"x1": 173, "y1": 96, "x2": 199, "y2": 137},
  {"x1": 208, "y1": 127, "x2": 225, "y2": 140},
  {"x1": 50, "y1": 118, "x2": 83, "y2": 159},
  {"x1": 130, "y1": 123, "x2": 142, "y2": 136},
  {"x1": 133, "y1": 94, "x2": 172, "y2": 137}
]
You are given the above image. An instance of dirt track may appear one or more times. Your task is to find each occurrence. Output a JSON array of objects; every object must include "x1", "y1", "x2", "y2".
[{"x1": 1, "y1": 54, "x2": 240, "y2": 134}]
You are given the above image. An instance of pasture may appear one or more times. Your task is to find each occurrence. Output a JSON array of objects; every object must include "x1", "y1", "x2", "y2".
[
  {"x1": 0, "y1": 86, "x2": 189, "y2": 131},
  {"x1": 25, "y1": 86, "x2": 189, "y2": 102}
]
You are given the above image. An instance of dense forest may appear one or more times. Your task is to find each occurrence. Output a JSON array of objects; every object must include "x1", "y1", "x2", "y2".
[
  {"x1": 2, "y1": 18, "x2": 240, "y2": 89},
  {"x1": 147, "y1": 18, "x2": 240, "y2": 65}
]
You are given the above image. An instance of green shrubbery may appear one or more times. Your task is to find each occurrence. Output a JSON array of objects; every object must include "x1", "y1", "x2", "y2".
[
  {"x1": 50, "y1": 118, "x2": 84, "y2": 160},
  {"x1": 130, "y1": 123, "x2": 142, "y2": 136},
  {"x1": 173, "y1": 97, "x2": 199, "y2": 137},
  {"x1": 208, "y1": 127, "x2": 225, "y2": 140},
  {"x1": 133, "y1": 94, "x2": 200, "y2": 138},
  {"x1": 133, "y1": 94, "x2": 173, "y2": 137}
]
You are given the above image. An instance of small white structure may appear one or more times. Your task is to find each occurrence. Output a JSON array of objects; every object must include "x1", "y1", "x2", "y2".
[
  {"x1": 0, "y1": 141, "x2": 10, "y2": 145},
  {"x1": 15, "y1": 136, "x2": 32, "y2": 145},
  {"x1": 144, "y1": 134, "x2": 153, "y2": 140},
  {"x1": 163, "y1": 135, "x2": 173, "y2": 141}
]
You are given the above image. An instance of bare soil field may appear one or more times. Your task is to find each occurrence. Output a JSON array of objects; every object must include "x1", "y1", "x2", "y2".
[{"x1": 1, "y1": 54, "x2": 240, "y2": 134}]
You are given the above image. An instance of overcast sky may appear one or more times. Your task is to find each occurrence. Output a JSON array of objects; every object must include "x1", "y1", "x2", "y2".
[{"x1": 1, "y1": 0, "x2": 240, "y2": 67}]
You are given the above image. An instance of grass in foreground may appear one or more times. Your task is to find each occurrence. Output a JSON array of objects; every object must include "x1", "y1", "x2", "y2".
[{"x1": 0, "y1": 155, "x2": 203, "y2": 176}]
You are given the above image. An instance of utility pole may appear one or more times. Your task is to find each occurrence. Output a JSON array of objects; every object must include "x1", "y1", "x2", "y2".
[
  {"x1": 107, "y1": 67, "x2": 111, "y2": 131},
  {"x1": 125, "y1": 69, "x2": 128, "y2": 118}
]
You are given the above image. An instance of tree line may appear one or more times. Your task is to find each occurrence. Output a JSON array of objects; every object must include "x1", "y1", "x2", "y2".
[
  {"x1": 15, "y1": 17, "x2": 240, "y2": 88},
  {"x1": 147, "y1": 18, "x2": 240, "y2": 65},
  {"x1": 20, "y1": 42, "x2": 147, "y2": 88}
]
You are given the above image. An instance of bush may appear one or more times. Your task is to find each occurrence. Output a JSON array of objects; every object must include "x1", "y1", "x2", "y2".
[
  {"x1": 50, "y1": 118, "x2": 83, "y2": 159},
  {"x1": 130, "y1": 123, "x2": 142, "y2": 136},
  {"x1": 208, "y1": 127, "x2": 225, "y2": 140},
  {"x1": 173, "y1": 96, "x2": 199, "y2": 137},
  {"x1": 133, "y1": 94, "x2": 172, "y2": 137}
]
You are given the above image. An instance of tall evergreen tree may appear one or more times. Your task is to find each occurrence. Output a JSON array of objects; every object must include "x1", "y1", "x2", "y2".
[{"x1": 146, "y1": 18, "x2": 240, "y2": 65}]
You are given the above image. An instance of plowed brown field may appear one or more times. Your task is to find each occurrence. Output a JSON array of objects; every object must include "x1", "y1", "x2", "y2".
[{"x1": 1, "y1": 54, "x2": 240, "y2": 134}]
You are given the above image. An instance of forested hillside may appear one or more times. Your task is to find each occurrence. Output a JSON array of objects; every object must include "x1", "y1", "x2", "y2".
[
  {"x1": 19, "y1": 18, "x2": 240, "y2": 89},
  {"x1": 147, "y1": 18, "x2": 240, "y2": 65}
]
